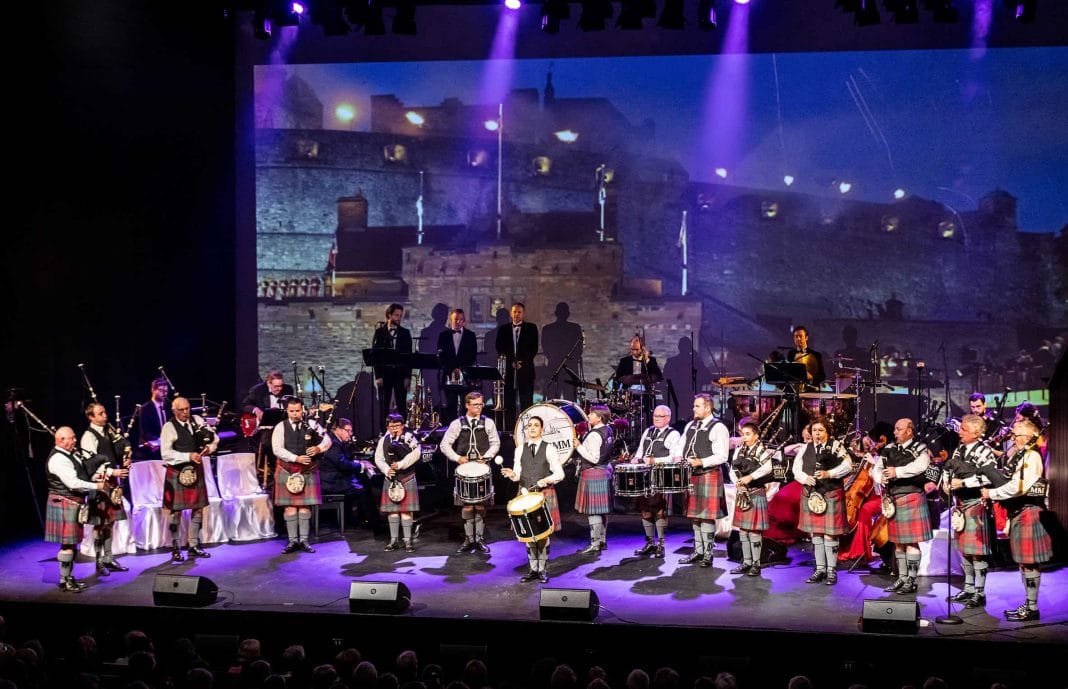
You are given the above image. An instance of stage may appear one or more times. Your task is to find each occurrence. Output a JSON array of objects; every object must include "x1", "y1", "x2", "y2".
[{"x1": 2, "y1": 510, "x2": 1065, "y2": 645}]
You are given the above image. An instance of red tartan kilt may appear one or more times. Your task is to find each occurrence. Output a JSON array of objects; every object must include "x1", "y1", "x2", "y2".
[
  {"x1": 1008, "y1": 504, "x2": 1053, "y2": 565},
  {"x1": 542, "y1": 486, "x2": 563, "y2": 533},
  {"x1": 273, "y1": 465, "x2": 322, "y2": 507},
  {"x1": 887, "y1": 491, "x2": 932, "y2": 545},
  {"x1": 89, "y1": 488, "x2": 127, "y2": 523},
  {"x1": 799, "y1": 487, "x2": 847, "y2": 536},
  {"x1": 45, "y1": 494, "x2": 84, "y2": 544},
  {"x1": 955, "y1": 500, "x2": 992, "y2": 556},
  {"x1": 685, "y1": 470, "x2": 726, "y2": 520},
  {"x1": 165, "y1": 464, "x2": 210, "y2": 511},
  {"x1": 576, "y1": 467, "x2": 612, "y2": 515},
  {"x1": 732, "y1": 488, "x2": 769, "y2": 532},
  {"x1": 380, "y1": 473, "x2": 420, "y2": 513}
]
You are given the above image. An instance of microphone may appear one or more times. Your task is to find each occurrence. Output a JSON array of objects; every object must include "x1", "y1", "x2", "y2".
[
  {"x1": 78, "y1": 363, "x2": 86, "y2": 370},
  {"x1": 749, "y1": 397, "x2": 756, "y2": 414},
  {"x1": 318, "y1": 366, "x2": 325, "y2": 372},
  {"x1": 819, "y1": 400, "x2": 827, "y2": 415},
  {"x1": 291, "y1": 360, "x2": 297, "y2": 366}
]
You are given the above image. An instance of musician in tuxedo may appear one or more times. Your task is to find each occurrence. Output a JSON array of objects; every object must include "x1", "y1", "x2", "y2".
[
  {"x1": 728, "y1": 422, "x2": 776, "y2": 577},
  {"x1": 241, "y1": 370, "x2": 294, "y2": 421},
  {"x1": 784, "y1": 325, "x2": 826, "y2": 388},
  {"x1": 968, "y1": 393, "x2": 1006, "y2": 442},
  {"x1": 674, "y1": 394, "x2": 731, "y2": 568},
  {"x1": 271, "y1": 398, "x2": 330, "y2": 555},
  {"x1": 373, "y1": 303, "x2": 413, "y2": 431},
  {"x1": 437, "y1": 308, "x2": 479, "y2": 424},
  {"x1": 494, "y1": 302, "x2": 538, "y2": 427},
  {"x1": 319, "y1": 418, "x2": 377, "y2": 531},
  {"x1": 80, "y1": 402, "x2": 131, "y2": 576},
  {"x1": 503, "y1": 415, "x2": 565, "y2": 583},
  {"x1": 160, "y1": 397, "x2": 219, "y2": 562},
  {"x1": 136, "y1": 377, "x2": 171, "y2": 461},
  {"x1": 632, "y1": 405, "x2": 680, "y2": 558},
  {"x1": 374, "y1": 413, "x2": 421, "y2": 552},
  {"x1": 440, "y1": 392, "x2": 500, "y2": 554},
  {"x1": 615, "y1": 336, "x2": 663, "y2": 385},
  {"x1": 46, "y1": 427, "x2": 108, "y2": 592}
]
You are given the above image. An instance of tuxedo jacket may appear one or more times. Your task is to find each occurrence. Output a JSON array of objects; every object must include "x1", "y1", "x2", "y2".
[
  {"x1": 372, "y1": 324, "x2": 413, "y2": 379},
  {"x1": 241, "y1": 381, "x2": 296, "y2": 415},
  {"x1": 437, "y1": 328, "x2": 479, "y2": 382},
  {"x1": 614, "y1": 355, "x2": 662, "y2": 383},
  {"x1": 785, "y1": 348, "x2": 826, "y2": 387}
]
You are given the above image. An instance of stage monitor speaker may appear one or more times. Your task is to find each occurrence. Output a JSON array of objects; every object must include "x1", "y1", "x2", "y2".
[
  {"x1": 152, "y1": 574, "x2": 218, "y2": 607},
  {"x1": 349, "y1": 581, "x2": 411, "y2": 614},
  {"x1": 861, "y1": 599, "x2": 918, "y2": 634},
  {"x1": 539, "y1": 588, "x2": 599, "y2": 622}
]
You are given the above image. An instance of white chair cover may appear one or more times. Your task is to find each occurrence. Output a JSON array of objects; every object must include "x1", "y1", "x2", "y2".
[
  {"x1": 717, "y1": 483, "x2": 737, "y2": 538},
  {"x1": 128, "y1": 459, "x2": 229, "y2": 550},
  {"x1": 78, "y1": 495, "x2": 136, "y2": 557},
  {"x1": 919, "y1": 509, "x2": 963, "y2": 576},
  {"x1": 216, "y1": 452, "x2": 275, "y2": 541},
  {"x1": 199, "y1": 455, "x2": 229, "y2": 545}
]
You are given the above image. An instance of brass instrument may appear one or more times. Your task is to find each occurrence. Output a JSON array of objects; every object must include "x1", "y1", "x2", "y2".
[{"x1": 493, "y1": 355, "x2": 507, "y2": 427}]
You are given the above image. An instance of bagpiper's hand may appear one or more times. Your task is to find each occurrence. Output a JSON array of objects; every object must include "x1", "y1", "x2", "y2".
[
  {"x1": 123, "y1": 457, "x2": 132, "y2": 469},
  {"x1": 924, "y1": 481, "x2": 937, "y2": 494},
  {"x1": 950, "y1": 478, "x2": 964, "y2": 490},
  {"x1": 387, "y1": 467, "x2": 397, "y2": 479},
  {"x1": 114, "y1": 468, "x2": 129, "y2": 479},
  {"x1": 458, "y1": 457, "x2": 469, "y2": 465},
  {"x1": 307, "y1": 446, "x2": 321, "y2": 457},
  {"x1": 95, "y1": 480, "x2": 107, "y2": 491},
  {"x1": 297, "y1": 455, "x2": 312, "y2": 465},
  {"x1": 980, "y1": 488, "x2": 991, "y2": 500},
  {"x1": 883, "y1": 467, "x2": 897, "y2": 480},
  {"x1": 190, "y1": 452, "x2": 203, "y2": 464},
  {"x1": 804, "y1": 476, "x2": 817, "y2": 487}
]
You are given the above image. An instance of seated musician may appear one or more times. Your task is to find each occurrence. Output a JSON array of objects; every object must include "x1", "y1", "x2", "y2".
[
  {"x1": 728, "y1": 422, "x2": 775, "y2": 577},
  {"x1": 574, "y1": 405, "x2": 615, "y2": 556},
  {"x1": 242, "y1": 370, "x2": 294, "y2": 426},
  {"x1": 502, "y1": 416, "x2": 565, "y2": 583},
  {"x1": 160, "y1": 397, "x2": 219, "y2": 562},
  {"x1": 792, "y1": 417, "x2": 852, "y2": 585},
  {"x1": 675, "y1": 394, "x2": 730, "y2": 568},
  {"x1": 319, "y1": 417, "x2": 377, "y2": 531},
  {"x1": 271, "y1": 397, "x2": 331, "y2": 555},
  {"x1": 615, "y1": 336, "x2": 662, "y2": 386},
  {"x1": 374, "y1": 413, "x2": 421, "y2": 553},
  {"x1": 871, "y1": 418, "x2": 933, "y2": 595},
  {"x1": 784, "y1": 325, "x2": 826, "y2": 389},
  {"x1": 440, "y1": 391, "x2": 500, "y2": 554},
  {"x1": 631, "y1": 405, "x2": 680, "y2": 558}
]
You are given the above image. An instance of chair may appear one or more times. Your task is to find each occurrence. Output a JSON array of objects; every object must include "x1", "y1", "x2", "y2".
[
  {"x1": 198, "y1": 455, "x2": 230, "y2": 545},
  {"x1": 128, "y1": 459, "x2": 228, "y2": 550},
  {"x1": 78, "y1": 494, "x2": 136, "y2": 558},
  {"x1": 315, "y1": 494, "x2": 347, "y2": 536},
  {"x1": 215, "y1": 452, "x2": 276, "y2": 541}
]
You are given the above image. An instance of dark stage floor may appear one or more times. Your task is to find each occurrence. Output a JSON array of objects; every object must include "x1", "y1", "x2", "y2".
[{"x1": 2, "y1": 512, "x2": 1065, "y2": 646}]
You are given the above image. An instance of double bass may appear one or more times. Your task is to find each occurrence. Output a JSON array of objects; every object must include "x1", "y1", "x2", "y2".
[{"x1": 842, "y1": 432, "x2": 889, "y2": 551}]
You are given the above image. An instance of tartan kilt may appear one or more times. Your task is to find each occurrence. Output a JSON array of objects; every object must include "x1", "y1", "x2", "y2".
[
  {"x1": 165, "y1": 464, "x2": 211, "y2": 511},
  {"x1": 89, "y1": 485, "x2": 127, "y2": 524},
  {"x1": 542, "y1": 486, "x2": 563, "y2": 533},
  {"x1": 636, "y1": 492, "x2": 667, "y2": 514},
  {"x1": 576, "y1": 467, "x2": 612, "y2": 515},
  {"x1": 685, "y1": 470, "x2": 727, "y2": 520},
  {"x1": 45, "y1": 494, "x2": 84, "y2": 544},
  {"x1": 380, "y1": 473, "x2": 420, "y2": 513},
  {"x1": 732, "y1": 488, "x2": 769, "y2": 532},
  {"x1": 955, "y1": 499, "x2": 992, "y2": 556},
  {"x1": 1008, "y1": 504, "x2": 1053, "y2": 565},
  {"x1": 887, "y1": 491, "x2": 932, "y2": 545},
  {"x1": 273, "y1": 465, "x2": 322, "y2": 507},
  {"x1": 799, "y1": 487, "x2": 847, "y2": 536}
]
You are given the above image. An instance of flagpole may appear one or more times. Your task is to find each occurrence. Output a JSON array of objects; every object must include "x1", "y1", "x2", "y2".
[
  {"x1": 496, "y1": 103, "x2": 503, "y2": 242},
  {"x1": 679, "y1": 210, "x2": 688, "y2": 296},
  {"x1": 416, "y1": 169, "x2": 424, "y2": 246}
]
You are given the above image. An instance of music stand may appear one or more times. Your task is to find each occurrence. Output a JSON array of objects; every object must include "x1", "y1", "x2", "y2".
[
  {"x1": 462, "y1": 366, "x2": 502, "y2": 384},
  {"x1": 362, "y1": 349, "x2": 442, "y2": 370},
  {"x1": 764, "y1": 362, "x2": 807, "y2": 387}
]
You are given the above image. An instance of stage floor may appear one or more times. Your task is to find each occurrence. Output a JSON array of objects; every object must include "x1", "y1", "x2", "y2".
[{"x1": 2, "y1": 512, "x2": 1065, "y2": 645}]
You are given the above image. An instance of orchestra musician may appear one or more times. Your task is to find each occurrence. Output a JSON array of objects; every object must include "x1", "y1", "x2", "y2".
[
  {"x1": 318, "y1": 418, "x2": 377, "y2": 531},
  {"x1": 982, "y1": 419, "x2": 1052, "y2": 622},
  {"x1": 80, "y1": 402, "x2": 132, "y2": 575},
  {"x1": 494, "y1": 302, "x2": 538, "y2": 427},
  {"x1": 46, "y1": 427, "x2": 108, "y2": 591},
  {"x1": 374, "y1": 413, "x2": 421, "y2": 553},
  {"x1": 440, "y1": 392, "x2": 501, "y2": 554},
  {"x1": 241, "y1": 370, "x2": 294, "y2": 423},
  {"x1": 784, "y1": 325, "x2": 826, "y2": 388},
  {"x1": 675, "y1": 394, "x2": 730, "y2": 568},
  {"x1": 574, "y1": 405, "x2": 615, "y2": 556},
  {"x1": 792, "y1": 418, "x2": 852, "y2": 585},
  {"x1": 271, "y1": 397, "x2": 331, "y2": 555},
  {"x1": 436, "y1": 308, "x2": 479, "y2": 424},
  {"x1": 615, "y1": 336, "x2": 663, "y2": 385},
  {"x1": 503, "y1": 416, "x2": 565, "y2": 583},
  {"x1": 135, "y1": 377, "x2": 171, "y2": 461},
  {"x1": 160, "y1": 397, "x2": 219, "y2": 562},
  {"x1": 372, "y1": 304, "x2": 413, "y2": 431},
  {"x1": 870, "y1": 419, "x2": 933, "y2": 595},
  {"x1": 967, "y1": 393, "x2": 1006, "y2": 443},
  {"x1": 728, "y1": 422, "x2": 775, "y2": 577},
  {"x1": 632, "y1": 405, "x2": 680, "y2": 558},
  {"x1": 943, "y1": 413, "x2": 999, "y2": 608}
]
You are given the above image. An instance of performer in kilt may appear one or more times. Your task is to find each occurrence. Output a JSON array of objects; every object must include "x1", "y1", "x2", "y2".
[
  {"x1": 374, "y1": 413, "x2": 421, "y2": 552},
  {"x1": 271, "y1": 397, "x2": 331, "y2": 554},
  {"x1": 792, "y1": 418, "x2": 853, "y2": 585},
  {"x1": 675, "y1": 394, "x2": 730, "y2": 568},
  {"x1": 982, "y1": 419, "x2": 1052, "y2": 622},
  {"x1": 871, "y1": 418, "x2": 932, "y2": 595},
  {"x1": 440, "y1": 391, "x2": 501, "y2": 554},
  {"x1": 80, "y1": 402, "x2": 132, "y2": 576},
  {"x1": 574, "y1": 405, "x2": 614, "y2": 556},
  {"x1": 46, "y1": 427, "x2": 107, "y2": 592},
  {"x1": 160, "y1": 397, "x2": 219, "y2": 562},
  {"x1": 728, "y1": 422, "x2": 775, "y2": 577},
  {"x1": 943, "y1": 413, "x2": 999, "y2": 608},
  {"x1": 503, "y1": 415, "x2": 565, "y2": 583},
  {"x1": 632, "y1": 405, "x2": 680, "y2": 558}
]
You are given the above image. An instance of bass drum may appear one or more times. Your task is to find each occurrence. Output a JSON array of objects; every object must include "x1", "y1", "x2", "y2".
[{"x1": 514, "y1": 400, "x2": 587, "y2": 464}]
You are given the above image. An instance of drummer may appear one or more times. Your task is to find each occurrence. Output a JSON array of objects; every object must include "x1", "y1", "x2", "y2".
[
  {"x1": 631, "y1": 405, "x2": 680, "y2": 558},
  {"x1": 574, "y1": 405, "x2": 615, "y2": 556},
  {"x1": 502, "y1": 416, "x2": 565, "y2": 583},
  {"x1": 615, "y1": 336, "x2": 662, "y2": 427},
  {"x1": 440, "y1": 392, "x2": 501, "y2": 555}
]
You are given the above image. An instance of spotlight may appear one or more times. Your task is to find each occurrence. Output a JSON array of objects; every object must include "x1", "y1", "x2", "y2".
[
  {"x1": 887, "y1": 0, "x2": 919, "y2": 23},
  {"x1": 839, "y1": 181, "x2": 853, "y2": 194},
  {"x1": 658, "y1": 0, "x2": 685, "y2": 29},
  {"x1": 783, "y1": 175, "x2": 795, "y2": 187},
  {"x1": 271, "y1": 0, "x2": 302, "y2": 27},
  {"x1": 578, "y1": 1, "x2": 612, "y2": 31},
  {"x1": 505, "y1": 0, "x2": 523, "y2": 9},
  {"x1": 253, "y1": 8, "x2": 272, "y2": 39},
  {"x1": 698, "y1": 0, "x2": 717, "y2": 30},
  {"x1": 1013, "y1": 0, "x2": 1035, "y2": 22},
  {"x1": 392, "y1": 0, "x2": 416, "y2": 34},
  {"x1": 893, "y1": 188, "x2": 906, "y2": 200},
  {"x1": 714, "y1": 168, "x2": 728, "y2": 179}
]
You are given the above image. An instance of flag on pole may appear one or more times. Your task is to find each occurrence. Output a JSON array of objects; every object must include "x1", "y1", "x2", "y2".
[{"x1": 677, "y1": 210, "x2": 688, "y2": 296}]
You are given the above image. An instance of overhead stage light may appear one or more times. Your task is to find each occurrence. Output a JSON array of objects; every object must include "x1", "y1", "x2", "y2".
[{"x1": 505, "y1": 0, "x2": 523, "y2": 10}]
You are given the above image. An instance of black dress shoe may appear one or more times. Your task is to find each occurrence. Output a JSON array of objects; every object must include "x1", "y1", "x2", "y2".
[
  {"x1": 678, "y1": 552, "x2": 705, "y2": 565},
  {"x1": 698, "y1": 556, "x2": 712, "y2": 568},
  {"x1": 805, "y1": 570, "x2": 826, "y2": 584},
  {"x1": 383, "y1": 540, "x2": 400, "y2": 551},
  {"x1": 475, "y1": 539, "x2": 491, "y2": 554},
  {"x1": 520, "y1": 569, "x2": 539, "y2": 583},
  {"x1": 103, "y1": 560, "x2": 129, "y2": 572},
  {"x1": 188, "y1": 545, "x2": 211, "y2": 558},
  {"x1": 282, "y1": 541, "x2": 301, "y2": 554},
  {"x1": 883, "y1": 579, "x2": 904, "y2": 593},
  {"x1": 746, "y1": 564, "x2": 761, "y2": 577},
  {"x1": 949, "y1": 590, "x2": 974, "y2": 603},
  {"x1": 1005, "y1": 606, "x2": 1039, "y2": 622},
  {"x1": 730, "y1": 564, "x2": 751, "y2": 575},
  {"x1": 634, "y1": 540, "x2": 656, "y2": 556},
  {"x1": 538, "y1": 571, "x2": 549, "y2": 583},
  {"x1": 58, "y1": 578, "x2": 85, "y2": 593},
  {"x1": 579, "y1": 542, "x2": 601, "y2": 555},
  {"x1": 653, "y1": 542, "x2": 665, "y2": 558},
  {"x1": 170, "y1": 547, "x2": 187, "y2": 563},
  {"x1": 896, "y1": 578, "x2": 918, "y2": 594},
  {"x1": 965, "y1": 593, "x2": 986, "y2": 608},
  {"x1": 404, "y1": 541, "x2": 415, "y2": 553},
  {"x1": 457, "y1": 539, "x2": 474, "y2": 554},
  {"x1": 298, "y1": 542, "x2": 315, "y2": 554},
  {"x1": 825, "y1": 571, "x2": 838, "y2": 586},
  {"x1": 96, "y1": 563, "x2": 110, "y2": 577}
]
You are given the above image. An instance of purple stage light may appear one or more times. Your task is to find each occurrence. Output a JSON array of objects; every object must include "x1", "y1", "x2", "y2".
[
  {"x1": 505, "y1": 0, "x2": 522, "y2": 10},
  {"x1": 734, "y1": 0, "x2": 750, "y2": 5},
  {"x1": 292, "y1": 2, "x2": 305, "y2": 15}
]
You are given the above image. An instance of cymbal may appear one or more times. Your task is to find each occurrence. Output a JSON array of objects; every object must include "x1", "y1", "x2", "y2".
[
  {"x1": 731, "y1": 389, "x2": 784, "y2": 397},
  {"x1": 713, "y1": 375, "x2": 746, "y2": 386},
  {"x1": 831, "y1": 354, "x2": 854, "y2": 362},
  {"x1": 569, "y1": 379, "x2": 605, "y2": 392},
  {"x1": 798, "y1": 392, "x2": 845, "y2": 399}
]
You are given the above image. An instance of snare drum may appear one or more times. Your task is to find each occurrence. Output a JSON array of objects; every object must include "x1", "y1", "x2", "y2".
[
  {"x1": 515, "y1": 400, "x2": 587, "y2": 463},
  {"x1": 652, "y1": 461, "x2": 692, "y2": 494},
  {"x1": 454, "y1": 461, "x2": 493, "y2": 504},
  {"x1": 507, "y1": 492, "x2": 554, "y2": 543},
  {"x1": 613, "y1": 463, "x2": 651, "y2": 497}
]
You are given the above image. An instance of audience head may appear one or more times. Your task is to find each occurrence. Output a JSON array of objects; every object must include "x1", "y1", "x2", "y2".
[
  {"x1": 787, "y1": 676, "x2": 813, "y2": 689},
  {"x1": 550, "y1": 664, "x2": 578, "y2": 689},
  {"x1": 463, "y1": 659, "x2": 488, "y2": 689},
  {"x1": 653, "y1": 667, "x2": 680, "y2": 689},
  {"x1": 713, "y1": 673, "x2": 736, "y2": 689},
  {"x1": 312, "y1": 664, "x2": 340, "y2": 689},
  {"x1": 627, "y1": 669, "x2": 651, "y2": 689},
  {"x1": 922, "y1": 678, "x2": 948, "y2": 689},
  {"x1": 352, "y1": 660, "x2": 379, "y2": 689},
  {"x1": 396, "y1": 650, "x2": 420, "y2": 683}
]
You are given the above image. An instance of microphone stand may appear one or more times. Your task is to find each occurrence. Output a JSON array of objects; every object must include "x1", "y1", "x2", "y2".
[
  {"x1": 14, "y1": 402, "x2": 48, "y2": 531},
  {"x1": 939, "y1": 342, "x2": 950, "y2": 422},
  {"x1": 935, "y1": 469, "x2": 963, "y2": 625}
]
